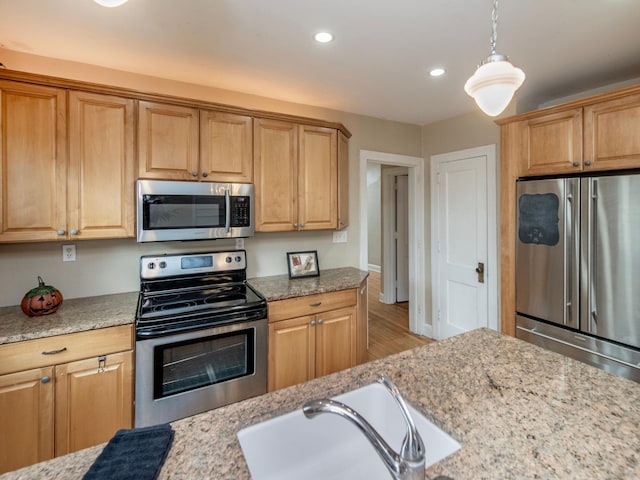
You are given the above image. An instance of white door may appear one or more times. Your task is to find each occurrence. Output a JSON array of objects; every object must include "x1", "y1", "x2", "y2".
[
  {"x1": 432, "y1": 145, "x2": 497, "y2": 339},
  {"x1": 395, "y1": 175, "x2": 409, "y2": 302}
]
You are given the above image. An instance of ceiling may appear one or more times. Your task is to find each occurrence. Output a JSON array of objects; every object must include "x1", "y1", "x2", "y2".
[{"x1": 1, "y1": 0, "x2": 640, "y2": 125}]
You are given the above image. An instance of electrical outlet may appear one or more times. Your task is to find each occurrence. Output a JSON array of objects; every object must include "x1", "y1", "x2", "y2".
[
  {"x1": 62, "y1": 244, "x2": 76, "y2": 262},
  {"x1": 333, "y1": 230, "x2": 348, "y2": 243},
  {"x1": 235, "y1": 238, "x2": 245, "y2": 249}
]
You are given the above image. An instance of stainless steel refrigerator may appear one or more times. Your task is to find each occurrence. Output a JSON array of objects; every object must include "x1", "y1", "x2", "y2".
[{"x1": 515, "y1": 174, "x2": 640, "y2": 382}]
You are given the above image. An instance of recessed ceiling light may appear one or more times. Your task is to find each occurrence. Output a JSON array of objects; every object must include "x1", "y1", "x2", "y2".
[
  {"x1": 429, "y1": 67, "x2": 446, "y2": 77},
  {"x1": 314, "y1": 32, "x2": 334, "y2": 44},
  {"x1": 94, "y1": 0, "x2": 128, "y2": 7}
]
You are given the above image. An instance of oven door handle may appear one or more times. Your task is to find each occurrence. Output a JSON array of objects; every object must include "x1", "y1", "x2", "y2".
[{"x1": 224, "y1": 189, "x2": 231, "y2": 234}]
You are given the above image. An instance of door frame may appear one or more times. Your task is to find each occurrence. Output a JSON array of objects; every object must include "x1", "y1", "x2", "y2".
[
  {"x1": 359, "y1": 150, "x2": 428, "y2": 337},
  {"x1": 381, "y1": 167, "x2": 408, "y2": 304},
  {"x1": 430, "y1": 144, "x2": 499, "y2": 339}
]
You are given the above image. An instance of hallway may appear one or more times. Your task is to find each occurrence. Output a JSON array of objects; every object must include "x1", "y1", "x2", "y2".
[{"x1": 366, "y1": 271, "x2": 433, "y2": 361}]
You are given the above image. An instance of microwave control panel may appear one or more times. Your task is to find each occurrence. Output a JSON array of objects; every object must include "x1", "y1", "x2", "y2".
[{"x1": 231, "y1": 196, "x2": 251, "y2": 227}]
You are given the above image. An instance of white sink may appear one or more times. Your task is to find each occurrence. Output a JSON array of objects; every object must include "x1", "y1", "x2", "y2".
[{"x1": 237, "y1": 382, "x2": 461, "y2": 480}]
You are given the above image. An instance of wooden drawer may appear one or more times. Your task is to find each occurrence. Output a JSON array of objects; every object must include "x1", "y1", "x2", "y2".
[
  {"x1": 0, "y1": 324, "x2": 133, "y2": 376},
  {"x1": 268, "y1": 289, "x2": 357, "y2": 323}
]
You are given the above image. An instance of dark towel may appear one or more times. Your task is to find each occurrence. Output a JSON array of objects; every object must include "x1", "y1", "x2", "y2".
[{"x1": 83, "y1": 424, "x2": 175, "y2": 480}]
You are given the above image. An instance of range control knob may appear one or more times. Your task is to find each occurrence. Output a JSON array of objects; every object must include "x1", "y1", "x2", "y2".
[
  {"x1": 235, "y1": 256, "x2": 242, "y2": 263},
  {"x1": 159, "y1": 261, "x2": 167, "y2": 269},
  {"x1": 147, "y1": 262, "x2": 155, "y2": 270},
  {"x1": 225, "y1": 256, "x2": 232, "y2": 263}
]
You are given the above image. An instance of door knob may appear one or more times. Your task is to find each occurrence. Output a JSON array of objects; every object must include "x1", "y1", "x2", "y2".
[{"x1": 475, "y1": 262, "x2": 485, "y2": 283}]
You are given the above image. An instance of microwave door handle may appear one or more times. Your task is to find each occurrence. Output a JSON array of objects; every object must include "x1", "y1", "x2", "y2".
[{"x1": 225, "y1": 189, "x2": 231, "y2": 233}]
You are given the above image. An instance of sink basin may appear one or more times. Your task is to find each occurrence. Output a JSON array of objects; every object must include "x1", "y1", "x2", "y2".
[{"x1": 237, "y1": 382, "x2": 461, "y2": 480}]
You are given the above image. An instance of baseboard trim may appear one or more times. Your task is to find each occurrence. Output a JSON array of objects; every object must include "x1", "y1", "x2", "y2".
[{"x1": 368, "y1": 264, "x2": 381, "y2": 273}]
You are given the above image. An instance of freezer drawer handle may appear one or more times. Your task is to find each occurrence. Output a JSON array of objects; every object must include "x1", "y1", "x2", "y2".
[{"x1": 475, "y1": 262, "x2": 485, "y2": 283}]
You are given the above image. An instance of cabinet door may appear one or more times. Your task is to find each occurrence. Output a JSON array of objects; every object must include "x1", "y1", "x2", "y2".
[
  {"x1": 138, "y1": 101, "x2": 199, "y2": 180},
  {"x1": 298, "y1": 125, "x2": 337, "y2": 230},
  {"x1": 521, "y1": 108, "x2": 582, "y2": 176},
  {"x1": 268, "y1": 315, "x2": 315, "y2": 391},
  {"x1": 315, "y1": 306, "x2": 356, "y2": 378},
  {"x1": 337, "y1": 130, "x2": 349, "y2": 230},
  {"x1": 584, "y1": 92, "x2": 640, "y2": 171},
  {"x1": 0, "y1": 367, "x2": 54, "y2": 474},
  {"x1": 54, "y1": 351, "x2": 133, "y2": 456},
  {"x1": 0, "y1": 81, "x2": 67, "y2": 242},
  {"x1": 254, "y1": 118, "x2": 298, "y2": 232},
  {"x1": 68, "y1": 91, "x2": 135, "y2": 239},
  {"x1": 200, "y1": 110, "x2": 253, "y2": 183}
]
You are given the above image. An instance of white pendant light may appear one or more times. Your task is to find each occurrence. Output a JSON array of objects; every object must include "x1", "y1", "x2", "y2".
[
  {"x1": 464, "y1": 0, "x2": 525, "y2": 117},
  {"x1": 93, "y1": 0, "x2": 129, "y2": 7}
]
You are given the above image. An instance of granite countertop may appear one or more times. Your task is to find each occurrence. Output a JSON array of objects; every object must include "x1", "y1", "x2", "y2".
[
  {"x1": 0, "y1": 292, "x2": 138, "y2": 345},
  {"x1": 248, "y1": 266, "x2": 368, "y2": 301},
  {"x1": 5, "y1": 328, "x2": 639, "y2": 479}
]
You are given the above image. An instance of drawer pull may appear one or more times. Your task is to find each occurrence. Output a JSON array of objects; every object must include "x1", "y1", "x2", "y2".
[
  {"x1": 42, "y1": 347, "x2": 67, "y2": 355},
  {"x1": 309, "y1": 302, "x2": 322, "y2": 307}
]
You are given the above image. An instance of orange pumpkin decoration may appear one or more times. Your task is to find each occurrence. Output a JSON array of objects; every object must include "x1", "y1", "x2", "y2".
[{"x1": 21, "y1": 276, "x2": 63, "y2": 317}]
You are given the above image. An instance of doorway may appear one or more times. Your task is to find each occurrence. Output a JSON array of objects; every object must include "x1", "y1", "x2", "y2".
[
  {"x1": 430, "y1": 145, "x2": 498, "y2": 340},
  {"x1": 359, "y1": 150, "x2": 428, "y2": 337}
]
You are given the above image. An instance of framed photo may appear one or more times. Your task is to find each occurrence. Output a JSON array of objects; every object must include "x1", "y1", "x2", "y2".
[{"x1": 287, "y1": 251, "x2": 320, "y2": 279}]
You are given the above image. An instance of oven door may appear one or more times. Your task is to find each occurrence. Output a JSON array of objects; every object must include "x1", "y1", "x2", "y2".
[{"x1": 135, "y1": 317, "x2": 267, "y2": 427}]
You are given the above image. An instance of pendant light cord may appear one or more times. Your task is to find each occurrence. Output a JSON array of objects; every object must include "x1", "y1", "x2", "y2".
[{"x1": 490, "y1": 0, "x2": 498, "y2": 55}]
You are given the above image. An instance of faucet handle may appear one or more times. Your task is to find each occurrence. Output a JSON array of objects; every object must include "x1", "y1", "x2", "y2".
[{"x1": 377, "y1": 375, "x2": 425, "y2": 463}]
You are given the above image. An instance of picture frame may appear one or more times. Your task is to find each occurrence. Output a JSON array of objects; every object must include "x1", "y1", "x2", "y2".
[{"x1": 286, "y1": 251, "x2": 320, "y2": 279}]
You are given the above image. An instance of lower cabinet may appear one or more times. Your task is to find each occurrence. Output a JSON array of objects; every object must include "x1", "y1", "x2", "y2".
[
  {"x1": 267, "y1": 290, "x2": 357, "y2": 392},
  {"x1": 0, "y1": 325, "x2": 133, "y2": 474}
]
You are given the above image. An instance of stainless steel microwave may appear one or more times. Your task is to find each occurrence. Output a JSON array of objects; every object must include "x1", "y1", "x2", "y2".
[{"x1": 136, "y1": 179, "x2": 254, "y2": 242}]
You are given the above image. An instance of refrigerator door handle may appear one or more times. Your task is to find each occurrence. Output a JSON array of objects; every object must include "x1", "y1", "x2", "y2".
[
  {"x1": 588, "y1": 178, "x2": 598, "y2": 333},
  {"x1": 565, "y1": 179, "x2": 580, "y2": 329}
]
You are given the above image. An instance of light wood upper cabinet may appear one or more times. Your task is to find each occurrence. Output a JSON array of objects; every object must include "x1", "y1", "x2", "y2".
[
  {"x1": 68, "y1": 91, "x2": 135, "y2": 239},
  {"x1": 0, "y1": 81, "x2": 67, "y2": 243},
  {"x1": 584, "y1": 92, "x2": 640, "y2": 171},
  {"x1": 254, "y1": 119, "x2": 340, "y2": 232},
  {"x1": 0, "y1": 83, "x2": 135, "y2": 243},
  {"x1": 337, "y1": 130, "x2": 350, "y2": 230},
  {"x1": 0, "y1": 366, "x2": 54, "y2": 474},
  {"x1": 138, "y1": 101, "x2": 200, "y2": 180},
  {"x1": 200, "y1": 111, "x2": 253, "y2": 183},
  {"x1": 254, "y1": 118, "x2": 298, "y2": 232},
  {"x1": 520, "y1": 108, "x2": 583, "y2": 176}
]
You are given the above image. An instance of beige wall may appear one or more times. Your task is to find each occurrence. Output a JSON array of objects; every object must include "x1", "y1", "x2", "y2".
[
  {"x1": 366, "y1": 164, "x2": 382, "y2": 268},
  {"x1": 420, "y1": 110, "x2": 501, "y2": 324},
  {"x1": 0, "y1": 48, "x2": 422, "y2": 307}
]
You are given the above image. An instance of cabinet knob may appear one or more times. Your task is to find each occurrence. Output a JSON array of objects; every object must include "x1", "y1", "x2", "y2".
[
  {"x1": 318, "y1": 319, "x2": 324, "y2": 325},
  {"x1": 57, "y1": 229, "x2": 65, "y2": 236},
  {"x1": 202, "y1": 172, "x2": 208, "y2": 178},
  {"x1": 300, "y1": 223, "x2": 305, "y2": 228},
  {"x1": 311, "y1": 320, "x2": 316, "y2": 326},
  {"x1": 572, "y1": 162, "x2": 580, "y2": 167},
  {"x1": 70, "y1": 229, "x2": 78, "y2": 235},
  {"x1": 293, "y1": 223, "x2": 298, "y2": 228},
  {"x1": 192, "y1": 171, "x2": 198, "y2": 177},
  {"x1": 584, "y1": 160, "x2": 592, "y2": 166},
  {"x1": 41, "y1": 376, "x2": 51, "y2": 384}
]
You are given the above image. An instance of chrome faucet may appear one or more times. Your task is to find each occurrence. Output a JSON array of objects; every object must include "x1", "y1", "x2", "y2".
[{"x1": 303, "y1": 375, "x2": 425, "y2": 480}]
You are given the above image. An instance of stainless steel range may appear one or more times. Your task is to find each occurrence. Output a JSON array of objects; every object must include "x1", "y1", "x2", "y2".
[{"x1": 134, "y1": 250, "x2": 267, "y2": 427}]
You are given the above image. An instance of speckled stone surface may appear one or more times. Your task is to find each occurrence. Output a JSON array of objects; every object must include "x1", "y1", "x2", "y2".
[
  {"x1": 0, "y1": 292, "x2": 138, "y2": 344},
  {"x1": 248, "y1": 267, "x2": 368, "y2": 301},
  {"x1": 4, "y1": 328, "x2": 640, "y2": 479}
]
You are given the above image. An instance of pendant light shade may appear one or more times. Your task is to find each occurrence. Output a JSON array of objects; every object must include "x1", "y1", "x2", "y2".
[
  {"x1": 94, "y1": 0, "x2": 128, "y2": 7},
  {"x1": 464, "y1": 54, "x2": 525, "y2": 117},
  {"x1": 465, "y1": 0, "x2": 525, "y2": 117}
]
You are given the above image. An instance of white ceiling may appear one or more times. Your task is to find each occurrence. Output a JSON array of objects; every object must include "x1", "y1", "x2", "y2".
[{"x1": 1, "y1": 0, "x2": 639, "y2": 125}]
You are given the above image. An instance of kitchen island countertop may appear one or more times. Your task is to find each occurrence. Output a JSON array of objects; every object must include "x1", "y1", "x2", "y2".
[{"x1": 3, "y1": 328, "x2": 639, "y2": 479}]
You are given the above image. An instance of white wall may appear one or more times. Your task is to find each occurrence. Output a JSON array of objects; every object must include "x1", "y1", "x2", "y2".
[{"x1": 0, "y1": 48, "x2": 422, "y2": 307}]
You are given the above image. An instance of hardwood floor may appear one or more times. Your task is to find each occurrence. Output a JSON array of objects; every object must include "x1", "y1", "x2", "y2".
[{"x1": 366, "y1": 271, "x2": 433, "y2": 361}]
